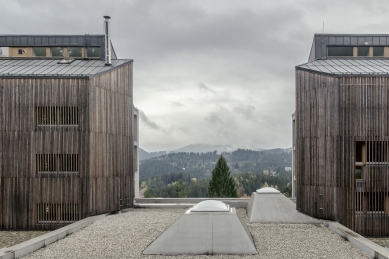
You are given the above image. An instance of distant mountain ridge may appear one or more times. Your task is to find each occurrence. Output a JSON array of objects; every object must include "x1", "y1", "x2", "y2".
[{"x1": 139, "y1": 144, "x2": 291, "y2": 161}]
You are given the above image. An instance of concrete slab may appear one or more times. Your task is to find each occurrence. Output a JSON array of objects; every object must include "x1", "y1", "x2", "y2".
[
  {"x1": 247, "y1": 192, "x2": 320, "y2": 224},
  {"x1": 143, "y1": 207, "x2": 257, "y2": 255}
]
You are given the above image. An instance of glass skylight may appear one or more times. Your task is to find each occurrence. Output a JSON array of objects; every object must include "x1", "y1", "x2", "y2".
[
  {"x1": 190, "y1": 200, "x2": 230, "y2": 212},
  {"x1": 256, "y1": 187, "x2": 280, "y2": 194}
]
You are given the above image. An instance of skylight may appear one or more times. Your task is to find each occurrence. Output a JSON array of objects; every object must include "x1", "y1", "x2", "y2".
[
  {"x1": 190, "y1": 200, "x2": 230, "y2": 212},
  {"x1": 256, "y1": 187, "x2": 280, "y2": 194}
]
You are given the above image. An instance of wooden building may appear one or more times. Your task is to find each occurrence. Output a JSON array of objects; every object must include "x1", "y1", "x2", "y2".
[
  {"x1": 294, "y1": 34, "x2": 389, "y2": 236},
  {"x1": 0, "y1": 23, "x2": 135, "y2": 229}
]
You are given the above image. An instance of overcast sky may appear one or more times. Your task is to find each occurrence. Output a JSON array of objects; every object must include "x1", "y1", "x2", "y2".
[{"x1": 1, "y1": 0, "x2": 389, "y2": 151}]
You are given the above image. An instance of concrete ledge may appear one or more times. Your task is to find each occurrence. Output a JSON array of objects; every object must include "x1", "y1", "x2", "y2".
[
  {"x1": 0, "y1": 213, "x2": 109, "y2": 259},
  {"x1": 135, "y1": 203, "x2": 195, "y2": 208},
  {"x1": 134, "y1": 198, "x2": 249, "y2": 208},
  {"x1": 326, "y1": 221, "x2": 389, "y2": 259}
]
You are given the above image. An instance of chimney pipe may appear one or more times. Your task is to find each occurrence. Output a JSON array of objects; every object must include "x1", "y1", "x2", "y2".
[{"x1": 104, "y1": 16, "x2": 111, "y2": 66}]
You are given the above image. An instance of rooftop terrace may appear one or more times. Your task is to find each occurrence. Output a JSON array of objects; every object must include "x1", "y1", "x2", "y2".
[{"x1": 15, "y1": 208, "x2": 369, "y2": 259}]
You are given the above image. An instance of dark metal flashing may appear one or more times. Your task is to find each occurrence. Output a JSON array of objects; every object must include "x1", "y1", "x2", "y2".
[
  {"x1": 0, "y1": 34, "x2": 110, "y2": 61},
  {"x1": 314, "y1": 33, "x2": 389, "y2": 37},
  {"x1": 0, "y1": 34, "x2": 105, "y2": 46},
  {"x1": 309, "y1": 33, "x2": 389, "y2": 61}
]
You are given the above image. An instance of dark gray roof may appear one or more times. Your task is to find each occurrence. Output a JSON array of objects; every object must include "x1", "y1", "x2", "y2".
[
  {"x1": 0, "y1": 34, "x2": 117, "y2": 60},
  {"x1": 0, "y1": 59, "x2": 132, "y2": 78},
  {"x1": 296, "y1": 58, "x2": 389, "y2": 76},
  {"x1": 0, "y1": 35, "x2": 104, "y2": 47},
  {"x1": 309, "y1": 34, "x2": 389, "y2": 61}
]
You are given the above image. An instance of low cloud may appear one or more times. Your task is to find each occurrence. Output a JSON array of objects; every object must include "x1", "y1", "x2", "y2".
[
  {"x1": 170, "y1": 101, "x2": 184, "y2": 107},
  {"x1": 198, "y1": 82, "x2": 218, "y2": 96},
  {"x1": 205, "y1": 113, "x2": 223, "y2": 125},
  {"x1": 233, "y1": 104, "x2": 256, "y2": 119},
  {"x1": 139, "y1": 110, "x2": 160, "y2": 130}
]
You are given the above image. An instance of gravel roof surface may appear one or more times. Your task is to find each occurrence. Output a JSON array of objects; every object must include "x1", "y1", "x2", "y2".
[
  {"x1": 0, "y1": 231, "x2": 49, "y2": 249},
  {"x1": 23, "y1": 208, "x2": 369, "y2": 259}
]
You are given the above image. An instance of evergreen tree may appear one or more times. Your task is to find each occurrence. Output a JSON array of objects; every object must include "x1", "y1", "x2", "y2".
[
  {"x1": 144, "y1": 188, "x2": 154, "y2": 198},
  {"x1": 173, "y1": 179, "x2": 189, "y2": 198},
  {"x1": 207, "y1": 155, "x2": 238, "y2": 198}
]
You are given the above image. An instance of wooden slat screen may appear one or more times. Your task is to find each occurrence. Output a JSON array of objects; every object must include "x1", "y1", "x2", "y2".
[
  {"x1": 36, "y1": 107, "x2": 78, "y2": 126},
  {"x1": 37, "y1": 203, "x2": 79, "y2": 224},
  {"x1": 37, "y1": 154, "x2": 78, "y2": 176}
]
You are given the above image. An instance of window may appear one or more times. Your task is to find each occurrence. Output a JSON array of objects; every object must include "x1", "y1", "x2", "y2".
[
  {"x1": 36, "y1": 154, "x2": 78, "y2": 176},
  {"x1": 328, "y1": 46, "x2": 353, "y2": 56},
  {"x1": 68, "y1": 47, "x2": 82, "y2": 58},
  {"x1": 18, "y1": 49, "x2": 23, "y2": 55},
  {"x1": 355, "y1": 141, "x2": 388, "y2": 164},
  {"x1": 36, "y1": 107, "x2": 79, "y2": 127},
  {"x1": 37, "y1": 203, "x2": 78, "y2": 223},
  {"x1": 366, "y1": 141, "x2": 388, "y2": 163},
  {"x1": 33, "y1": 47, "x2": 46, "y2": 57},
  {"x1": 86, "y1": 47, "x2": 101, "y2": 58},
  {"x1": 357, "y1": 47, "x2": 369, "y2": 57},
  {"x1": 373, "y1": 47, "x2": 384, "y2": 57},
  {"x1": 50, "y1": 47, "x2": 64, "y2": 57},
  {"x1": 355, "y1": 166, "x2": 363, "y2": 180}
]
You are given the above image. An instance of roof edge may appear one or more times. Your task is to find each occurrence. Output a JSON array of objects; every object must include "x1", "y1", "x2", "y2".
[{"x1": 295, "y1": 66, "x2": 389, "y2": 77}]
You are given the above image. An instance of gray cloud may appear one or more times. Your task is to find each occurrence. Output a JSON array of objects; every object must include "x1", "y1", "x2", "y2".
[
  {"x1": 205, "y1": 113, "x2": 223, "y2": 125},
  {"x1": 198, "y1": 82, "x2": 218, "y2": 96},
  {"x1": 170, "y1": 101, "x2": 184, "y2": 107},
  {"x1": 139, "y1": 110, "x2": 160, "y2": 130},
  {"x1": 233, "y1": 104, "x2": 256, "y2": 119}
]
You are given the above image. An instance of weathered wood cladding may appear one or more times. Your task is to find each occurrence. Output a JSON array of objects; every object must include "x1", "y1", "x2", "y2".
[
  {"x1": 0, "y1": 63, "x2": 134, "y2": 229},
  {"x1": 87, "y1": 63, "x2": 133, "y2": 215},
  {"x1": 295, "y1": 70, "x2": 389, "y2": 236}
]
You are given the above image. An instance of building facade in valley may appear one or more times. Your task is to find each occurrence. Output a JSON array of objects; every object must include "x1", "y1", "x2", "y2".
[
  {"x1": 294, "y1": 34, "x2": 389, "y2": 236},
  {"x1": 0, "y1": 17, "x2": 136, "y2": 229}
]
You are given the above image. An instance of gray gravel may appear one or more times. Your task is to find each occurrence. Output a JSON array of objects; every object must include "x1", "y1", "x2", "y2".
[
  {"x1": 23, "y1": 208, "x2": 369, "y2": 259},
  {"x1": 0, "y1": 231, "x2": 49, "y2": 249}
]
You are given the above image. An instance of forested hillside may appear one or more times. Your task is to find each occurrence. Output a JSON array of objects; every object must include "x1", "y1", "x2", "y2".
[{"x1": 139, "y1": 148, "x2": 292, "y2": 198}]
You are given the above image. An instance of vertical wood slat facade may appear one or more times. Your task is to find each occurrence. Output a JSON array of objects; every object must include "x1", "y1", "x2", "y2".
[
  {"x1": 0, "y1": 63, "x2": 134, "y2": 229},
  {"x1": 295, "y1": 70, "x2": 389, "y2": 236}
]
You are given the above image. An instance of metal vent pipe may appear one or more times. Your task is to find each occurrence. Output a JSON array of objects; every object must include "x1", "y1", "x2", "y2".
[{"x1": 104, "y1": 16, "x2": 111, "y2": 66}]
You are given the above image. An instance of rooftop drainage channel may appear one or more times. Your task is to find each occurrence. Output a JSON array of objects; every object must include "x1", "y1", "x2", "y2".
[
  {"x1": 0, "y1": 213, "x2": 110, "y2": 259},
  {"x1": 323, "y1": 221, "x2": 389, "y2": 259}
]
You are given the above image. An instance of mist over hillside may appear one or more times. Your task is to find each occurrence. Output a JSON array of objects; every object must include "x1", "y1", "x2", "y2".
[
  {"x1": 138, "y1": 144, "x2": 289, "y2": 160},
  {"x1": 139, "y1": 148, "x2": 292, "y2": 198}
]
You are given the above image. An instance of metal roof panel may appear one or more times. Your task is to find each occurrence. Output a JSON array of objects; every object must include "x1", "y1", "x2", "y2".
[
  {"x1": 296, "y1": 58, "x2": 389, "y2": 75},
  {"x1": 0, "y1": 59, "x2": 133, "y2": 78}
]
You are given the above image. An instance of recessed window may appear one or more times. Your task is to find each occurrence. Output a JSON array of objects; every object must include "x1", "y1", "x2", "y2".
[
  {"x1": 357, "y1": 47, "x2": 369, "y2": 57},
  {"x1": 355, "y1": 166, "x2": 363, "y2": 180},
  {"x1": 50, "y1": 47, "x2": 64, "y2": 57},
  {"x1": 33, "y1": 47, "x2": 46, "y2": 57},
  {"x1": 68, "y1": 47, "x2": 82, "y2": 58},
  {"x1": 36, "y1": 107, "x2": 79, "y2": 127},
  {"x1": 86, "y1": 47, "x2": 101, "y2": 58},
  {"x1": 328, "y1": 46, "x2": 353, "y2": 56},
  {"x1": 18, "y1": 49, "x2": 23, "y2": 55},
  {"x1": 36, "y1": 154, "x2": 79, "y2": 176},
  {"x1": 37, "y1": 203, "x2": 79, "y2": 223},
  {"x1": 373, "y1": 47, "x2": 384, "y2": 57},
  {"x1": 366, "y1": 141, "x2": 387, "y2": 163}
]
